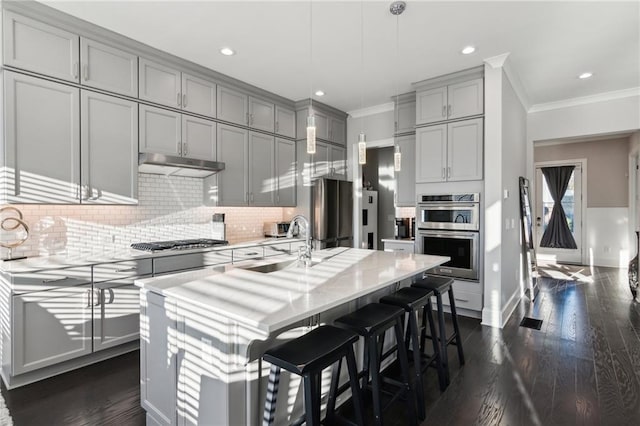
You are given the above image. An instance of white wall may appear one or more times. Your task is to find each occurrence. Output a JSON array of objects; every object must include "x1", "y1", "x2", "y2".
[{"x1": 586, "y1": 208, "x2": 630, "y2": 268}]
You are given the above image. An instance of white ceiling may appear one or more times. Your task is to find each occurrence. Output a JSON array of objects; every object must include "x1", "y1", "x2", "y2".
[{"x1": 41, "y1": 1, "x2": 639, "y2": 113}]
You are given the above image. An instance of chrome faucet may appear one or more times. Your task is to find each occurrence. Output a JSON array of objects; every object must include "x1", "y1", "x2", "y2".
[{"x1": 287, "y1": 215, "x2": 312, "y2": 266}]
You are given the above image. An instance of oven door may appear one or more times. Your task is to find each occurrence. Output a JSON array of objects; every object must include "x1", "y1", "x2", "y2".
[
  {"x1": 416, "y1": 230, "x2": 479, "y2": 280},
  {"x1": 416, "y1": 203, "x2": 479, "y2": 231}
]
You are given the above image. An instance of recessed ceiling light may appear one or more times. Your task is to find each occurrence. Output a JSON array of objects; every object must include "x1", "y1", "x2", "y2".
[
  {"x1": 461, "y1": 46, "x2": 476, "y2": 55},
  {"x1": 578, "y1": 72, "x2": 593, "y2": 79},
  {"x1": 315, "y1": 90, "x2": 325, "y2": 96},
  {"x1": 220, "y1": 47, "x2": 235, "y2": 56}
]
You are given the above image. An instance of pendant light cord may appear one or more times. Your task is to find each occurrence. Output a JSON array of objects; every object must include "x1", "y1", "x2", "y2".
[
  {"x1": 309, "y1": 0, "x2": 313, "y2": 113},
  {"x1": 360, "y1": 0, "x2": 364, "y2": 133}
]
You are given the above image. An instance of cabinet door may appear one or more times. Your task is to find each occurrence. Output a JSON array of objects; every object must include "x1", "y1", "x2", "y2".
[
  {"x1": 80, "y1": 38, "x2": 138, "y2": 97},
  {"x1": 330, "y1": 145, "x2": 346, "y2": 179},
  {"x1": 3, "y1": 11, "x2": 80, "y2": 83},
  {"x1": 329, "y1": 116, "x2": 346, "y2": 145},
  {"x1": 217, "y1": 85, "x2": 248, "y2": 126},
  {"x1": 447, "y1": 78, "x2": 484, "y2": 120},
  {"x1": 415, "y1": 125, "x2": 446, "y2": 183},
  {"x1": 140, "y1": 290, "x2": 177, "y2": 426},
  {"x1": 12, "y1": 284, "x2": 93, "y2": 375},
  {"x1": 314, "y1": 112, "x2": 329, "y2": 141},
  {"x1": 275, "y1": 106, "x2": 295, "y2": 138},
  {"x1": 139, "y1": 58, "x2": 181, "y2": 108},
  {"x1": 249, "y1": 132, "x2": 275, "y2": 206},
  {"x1": 182, "y1": 115, "x2": 216, "y2": 161},
  {"x1": 182, "y1": 73, "x2": 216, "y2": 117},
  {"x1": 312, "y1": 142, "x2": 330, "y2": 178},
  {"x1": 416, "y1": 86, "x2": 447, "y2": 125},
  {"x1": 396, "y1": 100, "x2": 416, "y2": 134},
  {"x1": 217, "y1": 124, "x2": 249, "y2": 206},
  {"x1": 275, "y1": 138, "x2": 296, "y2": 206},
  {"x1": 395, "y1": 135, "x2": 416, "y2": 206},
  {"x1": 447, "y1": 118, "x2": 483, "y2": 182},
  {"x1": 3, "y1": 71, "x2": 80, "y2": 203},
  {"x1": 249, "y1": 97, "x2": 275, "y2": 133},
  {"x1": 139, "y1": 104, "x2": 181, "y2": 156},
  {"x1": 81, "y1": 90, "x2": 138, "y2": 204},
  {"x1": 93, "y1": 283, "x2": 140, "y2": 351}
]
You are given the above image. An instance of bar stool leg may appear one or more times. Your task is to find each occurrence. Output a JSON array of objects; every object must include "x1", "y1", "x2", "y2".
[
  {"x1": 435, "y1": 293, "x2": 450, "y2": 385},
  {"x1": 425, "y1": 302, "x2": 447, "y2": 391},
  {"x1": 345, "y1": 347, "x2": 366, "y2": 426},
  {"x1": 303, "y1": 372, "x2": 321, "y2": 426},
  {"x1": 368, "y1": 335, "x2": 384, "y2": 426},
  {"x1": 263, "y1": 365, "x2": 281, "y2": 426},
  {"x1": 448, "y1": 287, "x2": 465, "y2": 365},
  {"x1": 394, "y1": 318, "x2": 418, "y2": 426},
  {"x1": 325, "y1": 359, "x2": 342, "y2": 423},
  {"x1": 408, "y1": 311, "x2": 426, "y2": 420}
]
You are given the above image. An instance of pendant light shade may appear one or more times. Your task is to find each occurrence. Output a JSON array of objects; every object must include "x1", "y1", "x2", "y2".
[
  {"x1": 394, "y1": 145, "x2": 402, "y2": 171},
  {"x1": 306, "y1": 114, "x2": 316, "y2": 154},
  {"x1": 358, "y1": 133, "x2": 367, "y2": 164}
]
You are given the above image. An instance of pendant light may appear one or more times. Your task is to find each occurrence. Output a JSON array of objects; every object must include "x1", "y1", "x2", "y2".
[
  {"x1": 306, "y1": 0, "x2": 316, "y2": 154},
  {"x1": 390, "y1": 1, "x2": 405, "y2": 171},
  {"x1": 357, "y1": 0, "x2": 367, "y2": 165}
]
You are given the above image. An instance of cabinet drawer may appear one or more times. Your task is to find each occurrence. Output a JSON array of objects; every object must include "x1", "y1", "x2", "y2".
[
  {"x1": 93, "y1": 259, "x2": 152, "y2": 283},
  {"x1": 231, "y1": 247, "x2": 264, "y2": 262},
  {"x1": 153, "y1": 253, "x2": 204, "y2": 275},
  {"x1": 439, "y1": 289, "x2": 482, "y2": 311},
  {"x1": 263, "y1": 241, "x2": 307, "y2": 257},
  {"x1": 383, "y1": 242, "x2": 415, "y2": 254},
  {"x1": 202, "y1": 250, "x2": 232, "y2": 266},
  {"x1": 10, "y1": 266, "x2": 92, "y2": 294}
]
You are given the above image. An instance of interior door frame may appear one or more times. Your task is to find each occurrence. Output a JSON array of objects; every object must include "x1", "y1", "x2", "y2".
[{"x1": 534, "y1": 158, "x2": 588, "y2": 265}]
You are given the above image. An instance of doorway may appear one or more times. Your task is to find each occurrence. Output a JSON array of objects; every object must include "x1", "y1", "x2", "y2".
[{"x1": 534, "y1": 159, "x2": 586, "y2": 264}]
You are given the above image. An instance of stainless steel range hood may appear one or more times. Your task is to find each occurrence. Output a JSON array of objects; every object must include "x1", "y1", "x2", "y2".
[{"x1": 138, "y1": 153, "x2": 225, "y2": 178}]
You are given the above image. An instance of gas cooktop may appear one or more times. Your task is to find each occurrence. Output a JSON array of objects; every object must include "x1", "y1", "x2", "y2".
[{"x1": 130, "y1": 239, "x2": 228, "y2": 252}]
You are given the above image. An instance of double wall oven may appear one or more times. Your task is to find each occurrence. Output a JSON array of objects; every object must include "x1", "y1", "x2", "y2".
[{"x1": 416, "y1": 193, "x2": 480, "y2": 281}]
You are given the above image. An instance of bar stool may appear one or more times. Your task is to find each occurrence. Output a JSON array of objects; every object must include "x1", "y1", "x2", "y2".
[
  {"x1": 379, "y1": 287, "x2": 447, "y2": 419},
  {"x1": 334, "y1": 303, "x2": 417, "y2": 426},
  {"x1": 262, "y1": 325, "x2": 365, "y2": 426},
  {"x1": 412, "y1": 275, "x2": 465, "y2": 385}
]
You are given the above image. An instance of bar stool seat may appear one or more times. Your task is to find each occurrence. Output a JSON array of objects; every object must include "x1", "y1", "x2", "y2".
[
  {"x1": 262, "y1": 325, "x2": 365, "y2": 426},
  {"x1": 412, "y1": 275, "x2": 465, "y2": 386},
  {"x1": 334, "y1": 303, "x2": 417, "y2": 426}
]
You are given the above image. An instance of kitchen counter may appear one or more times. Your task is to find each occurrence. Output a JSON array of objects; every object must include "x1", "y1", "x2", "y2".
[{"x1": 138, "y1": 248, "x2": 449, "y2": 426}]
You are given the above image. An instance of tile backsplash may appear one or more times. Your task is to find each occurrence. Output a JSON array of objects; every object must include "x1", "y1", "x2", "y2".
[{"x1": 1, "y1": 173, "x2": 288, "y2": 259}]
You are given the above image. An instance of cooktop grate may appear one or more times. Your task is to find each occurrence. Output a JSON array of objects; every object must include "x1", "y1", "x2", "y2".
[{"x1": 131, "y1": 239, "x2": 228, "y2": 252}]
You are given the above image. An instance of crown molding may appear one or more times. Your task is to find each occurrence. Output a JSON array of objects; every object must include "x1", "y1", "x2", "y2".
[
  {"x1": 348, "y1": 102, "x2": 395, "y2": 119},
  {"x1": 528, "y1": 87, "x2": 640, "y2": 113},
  {"x1": 483, "y1": 53, "x2": 510, "y2": 69}
]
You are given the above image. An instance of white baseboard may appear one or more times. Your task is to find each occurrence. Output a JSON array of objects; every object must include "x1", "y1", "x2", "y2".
[{"x1": 481, "y1": 288, "x2": 521, "y2": 328}]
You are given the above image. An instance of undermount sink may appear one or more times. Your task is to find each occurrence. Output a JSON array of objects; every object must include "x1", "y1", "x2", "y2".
[{"x1": 238, "y1": 258, "x2": 319, "y2": 273}]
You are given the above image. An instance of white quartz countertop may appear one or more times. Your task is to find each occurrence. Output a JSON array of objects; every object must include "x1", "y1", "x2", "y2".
[
  {"x1": 0, "y1": 238, "x2": 304, "y2": 274},
  {"x1": 136, "y1": 248, "x2": 449, "y2": 334}
]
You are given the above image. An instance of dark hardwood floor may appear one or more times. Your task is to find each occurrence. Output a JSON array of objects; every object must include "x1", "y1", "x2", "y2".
[{"x1": 1, "y1": 265, "x2": 638, "y2": 426}]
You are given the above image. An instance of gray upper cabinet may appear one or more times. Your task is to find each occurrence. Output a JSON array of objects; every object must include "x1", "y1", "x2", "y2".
[
  {"x1": 217, "y1": 124, "x2": 249, "y2": 206},
  {"x1": 3, "y1": 71, "x2": 80, "y2": 204},
  {"x1": 416, "y1": 124, "x2": 447, "y2": 183},
  {"x1": 182, "y1": 115, "x2": 216, "y2": 161},
  {"x1": 3, "y1": 11, "x2": 80, "y2": 83},
  {"x1": 312, "y1": 142, "x2": 330, "y2": 179},
  {"x1": 139, "y1": 58, "x2": 181, "y2": 108},
  {"x1": 275, "y1": 106, "x2": 296, "y2": 139},
  {"x1": 329, "y1": 145, "x2": 346, "y2": 179},
  {"x1": 275, "y1": 138, "x2": 296, "y2": 206},
  {"x1": 181, "y1": 72, "x2": 216, "y2": 117},
  {"x1": 249, "y1": 132, "x2": 275, "y2": 206},
  {"x1": 217, "y1": 85, "x2": 248, "y2": 126},
  {"x1": 139, "y1": 104, "x2": 181, "y2": 156},
  {"x1": 329, "y1": 116, "x2": 346, "y2": 145},
  {"x1": 416, "y1": 78, "x2": 483, "y2": 126},
  {"x1": 249, "y1": 97, "x2": 275, "y2": 133},
  {"x1": 395, "y1": 134, "x2": 416, "y2": 206},
  {"x1": 314, "y1": 112, "x2": 329, "y2": 141},
  {"x1": 80, "y1": 38, "x2": 138, "y2": 97},
  {"x1": 81, "y1": 90, "x2": 138, "y2": 204},
  {"x1": 395, "y1": 99, "x2": 416, "y2": 135}
]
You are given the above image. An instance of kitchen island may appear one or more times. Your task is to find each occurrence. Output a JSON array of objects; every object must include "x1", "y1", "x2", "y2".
[{"x1": 136, "y1": 248, "x2": 448, "y2": 426}]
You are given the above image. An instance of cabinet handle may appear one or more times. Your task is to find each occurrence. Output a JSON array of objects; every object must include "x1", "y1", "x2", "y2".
[
  {"x1": 447, "y1": 166, "x2": 451, "y2": 178},
  {"x1": 246, "y1": 113, "x2": 249, "y2": 125},
  {"x1": 275, "y1": 122, "x2": 279, "y2": 133},
  {"x1": 442, "y1": 168, "x2": 445, "y2": 179},
  {"x1": 442, "y1": 105, "x2": 446, "y2": 117},
  {"x1": 115, "y1": 267, "x2": 137, "y2": 273},
  {"x1": 250, "y1": 192, "x2": 254, "y2": 202},
  {"x1": 276, "y1": 194, "x2": 280, "y2": 204},
  {"x1": 245, "y1": 192, "x2": 248, "y2": 202},
  {"x1": 73, "y1": 62, "x2": 79, "y2": 79},
  {"x1": 83, "y1": 64, "x2": 89, "y2": 81},
  {"x1": 107, "y1": 288, "x2": 115, "y2": 304},
  {"x1": 454, "y1": 298, "x2": 469, "y2": 303},
  {"x1": 42, "y1": 276, "x2": 69, "y2": 284},
  {"x1": 244, "y1": 251, "x2": 259, "y2": 256},
  {"x1": 394, "y1": 121, "x2": 398, "y2": 131},
  {"x1": 94, "y1": 289, "x2": 101, "y2": 306},
  {"x1": 177, "y1": 142, "x2": 182, "y2": 156},
  {"x1": 448, "y1": 105, "x2": 452, "y2": 116},
  {"x1": 182, "y1": 94, "x2": 187, "y2": 107},
  {"x1": 177, "y1": 93, "x2": 182, "y2": 107},
  {"x1": 86, "y1": 289, "x2": 92, "y2": 308},
  {"x1": 183, "y1": 142, "x2": 188, "y2": 156}
]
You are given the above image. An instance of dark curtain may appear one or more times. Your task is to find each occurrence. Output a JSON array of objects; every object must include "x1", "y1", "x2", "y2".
[{"x1": 540, "y1": 166, "x2": 577, "y2": 249}]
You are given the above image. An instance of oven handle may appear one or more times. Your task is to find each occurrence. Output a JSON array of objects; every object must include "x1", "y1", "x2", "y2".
[
  {"x1": 418, "y1": 230, "x2": 478, "y2": 239},
  {"x1": 417, "y1": 203, "x2": 478, "y2": 209}
]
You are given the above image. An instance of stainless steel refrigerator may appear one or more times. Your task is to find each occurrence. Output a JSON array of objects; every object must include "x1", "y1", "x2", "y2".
[{"x1": 312, "y1": 178, "x2": 353, "y2": 249}]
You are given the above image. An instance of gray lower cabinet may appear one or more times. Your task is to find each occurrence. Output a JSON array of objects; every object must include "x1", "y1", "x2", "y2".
[
  {"x1": 217, "y1": 85, "x2": 249, "y2": 126},
  {"x1": 249, "y1": 132, "x2": 275, "y2": 206},
  {"x1": 275, "y1": 105, "x2": 296, "y2": 139},
  {"x1": 93, "y1": 283, "x2": 140, "y2": 351},
  {"x1": 139, "y1": 104, "x2": 181, "y2": 156},
  {"x1": 249, "y1": 97, "x2": 275, "y2": 133},
  {"x1": 395, "y1": 134, "x2": 416, "y2": 206},
  {"x1": 2, "y1": 71, "x2": 80, "y2": 204},
  {"x1": 2, "y1": 10, "x2": 80, "y2": 83},
  {"x1": 12, "y1": 284, "x2": 93, "y2": 375},
  {"x1": 81, "y1": 90, "x2": 138, "y2": 204},
  {"x1": 139, "y1": 58, "x2": 181, "y2": 109},
  {"x1": 217, "y1": 124, "x2": 249, "y2": 206},
  {"x1": 275, "y1": 138, "x2": 296, "y2": 206},
  {"x1": 80, "y1": 37, "x2": 138, "y2": 98}
]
